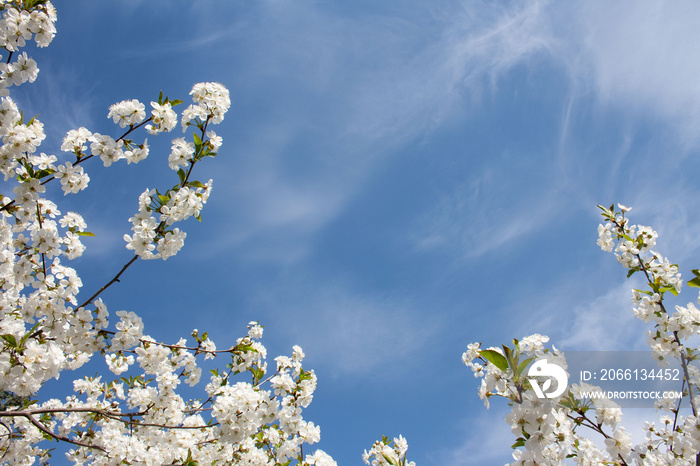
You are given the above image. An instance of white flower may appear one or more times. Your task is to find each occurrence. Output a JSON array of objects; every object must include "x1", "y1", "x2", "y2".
[
  {"x1": 105, "y1": 353, "x2": 134, "y2": 375},
  {"x1": 168, "y1": 137, "x2": 194, "y2": 170},
  {"x1": 59, "y1": 212, "x2": 86, "y2": 231},
  {"x1": 90, "y1": 133, "x2": 124, "y2": 166},
  {"x1": 125, "y1": 139, "x2": 149, "y2": 164},
  {"x1": 61, "y1": 127, "x2": 92, "y2": 153},
  {"x1": 200, "y1": 338, "x2": 216, "y2": 359},
  {"x1": 108, "y1": 99, "x2": 146, "y2": 128},
  {"x1": 55, "y1": 162, "x2": 89, "y2": 194},
  {"x1": 206, "y1": 130, "x2": 222, "y2": 151},
  {"x1": 305, "y1": 450, "x2": 337, "y2": 466},
  {"x1": 617, "y1": 203, "x2": 631, "y2": 212},
  {"x1": 604, "y1": 427, "x2": 632, "y2": 459},
  {"x1": 147, "y1": 101, "x2": 177, "y2": 134}
]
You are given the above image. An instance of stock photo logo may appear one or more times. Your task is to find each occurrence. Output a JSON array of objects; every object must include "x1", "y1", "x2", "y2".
[{"x1": 528, "y1": 359, "x2": 568, "y2": 399}]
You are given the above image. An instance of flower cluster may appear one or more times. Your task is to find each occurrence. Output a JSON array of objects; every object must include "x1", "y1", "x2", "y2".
[
  {"x1": 465, "y1": 204, "x2": 700, "y2": 465},
  {"x1": 185, "y1": 81, "x2": 230, "y2": 127},
  {"x1": 33, "y1": 322, "x2": 335, "y2": 466},
  {"x1": 463, "y1": 335, "x2": 672, "y2": 464},
  {"x1": 121, "y1": 83, "x2": 225, "y2": 260},
  {"x1": 0, "y1": 1, "x2": 56, "y2": 96},
  {"x1": 362, "y1": 435, "x2": 414, "y2": 466},
  {"x1": 597, "y1": 205, "x2": 693, "y2": 364},
  {"x1": 0, "y1": 2, "x2": 346, "y2": 464}
]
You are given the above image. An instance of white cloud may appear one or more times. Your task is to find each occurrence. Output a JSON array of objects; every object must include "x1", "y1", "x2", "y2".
[
  {"x1": 201, "y1": 1, "x2": 562, "y2": 265},
  {"x1": 15, "y1": 63, "x2": 98, "y2": 153},
  {"x1": 253, "y1": 278, "x2": 440, "y2": 378},
  {"x1": 554, "y1": 281, "x2": 649, "y2": 351},
  {"x1": 409, "y1": 171, "x2": 563, "y2": 260},
  {"x1": 569, "y1": 1, "x2": 700, "y2": 135},
  {"x1": 404, "y1": 0, "x2": 700, "y2": 264},
  {"x1": 439, "y1": 405, "x2": 515, "y2": 465}
]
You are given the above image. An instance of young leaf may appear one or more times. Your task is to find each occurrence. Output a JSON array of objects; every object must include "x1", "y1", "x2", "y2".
[
  {"x1": 479, "y1": 349, "x2": 508, "y2": 372},
  {"x1": 181, "y1": 449, "x2": 198, "y2": 466},
  {"x1": 193, "y1": 132, "x2": 202, "y2": 151},
  {"x1": 1, "y1": 334, "x2": 17, "y2": 348},
  {"x1": 19, "y1": 322, "x2": 41, "y2": 347},
  {"x1": 34, "y1": 168, "x2": 54, "y2": 179},
  {"x1": 659, "y1": 285, "x2": 679, "y2": 296},
  {"x1": 689, "y1": 271, "x2": 700, "y2": 288},
  {"x1": 517, "y1": 357, "x2": 534, "y2": 377}
]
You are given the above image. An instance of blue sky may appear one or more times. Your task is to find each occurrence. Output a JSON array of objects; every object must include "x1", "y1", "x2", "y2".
[{"x1": 17, "y1": 0, "x2": 700, "y2": 464}]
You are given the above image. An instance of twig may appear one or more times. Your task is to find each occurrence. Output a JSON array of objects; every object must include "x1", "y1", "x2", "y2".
[{"x1": 76, "y1": 254, "x2": 138, "y2": 310}]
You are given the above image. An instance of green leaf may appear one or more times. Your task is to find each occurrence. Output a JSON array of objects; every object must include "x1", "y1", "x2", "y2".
[
  {"x1": 502, "y1": 345, "x2": 512, "y2": 360},
  {"x1": 170, "y1": 99, "x2": 183, "y2": 106},
  {"x1": 1, "y1": 334, "x2": 17, "y2": 348},
  {"x1": 193, "y1": 132, "x2": 202, "y2": 151},
  {"x1": 689, "y1": 277, "x2": 700, "y2": 289},
  {"x1": 188, "y1": 180, "x2": 205, "y2": 189},
  {"x1": 660, "y1": 285, "x2": 679, "y2": 296},
  {"x1": 77, "y1": 231, "x2": 95, "y2": 237},
  {"x1": 511, "y1": 437, "x2": 525, "y2": 449},
  {"x1": 197, "y1": 148, "x2": 213, "y2": 159},
  {"x1": 158, "y1": 90, "x2": 164, "y2": 105},
  {"x1": 517, "y1": 357, "x2": 534, "y2": 377},
  {"x1": 19, "y1": 322, "x2": 41, "y2": 347},
  {"x1": 157, "y1": 194, "x2": 170, "y2": 205},
  {"x1": 181, "y1": 449, "x2": 198, "y2": 466},
  {"x1": 597, "y1": 204, "x2": 613, "y2": 218},
  {"x1": 23, "y1": 162, "x2": 35, "y2": 177},
  {"x1": 479, "y1": 349, "x2": 508, "y2": 371},
  {"x1": 34, "y1": 168, "x2": 54, "y2": 179},
  {"x1": 177, "y1": 168, "x2": 186, "y2": 184}
]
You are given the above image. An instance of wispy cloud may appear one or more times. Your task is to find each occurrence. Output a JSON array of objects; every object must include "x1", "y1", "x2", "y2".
[
  {"x1": 196, "y1": 0, "x2": 564, "y2": 265},
  {"x1": 437, "y1": 0, "x2": 554, "y2": 89},
  {"x1": 564, "y1": 1, "x2": 700, "y2": 146},
  {"x1": 405, "y1": 0, "x2": 700, "y2": 264},
  {"x1": 15, "y1": 63, "x2": 98, "y2": 153},
  {"x1": 550, "y1": 281, "x2": 649, "y2": 351},
  {"x1": 251, "y1": 276, "x2": 440, "y2": 378},
  {"x1": 408, "y1": 167, "x2": 564, "y2": 261},
  {"x1": 439, "y1": 405, "x2": 515, "y2": 465}
]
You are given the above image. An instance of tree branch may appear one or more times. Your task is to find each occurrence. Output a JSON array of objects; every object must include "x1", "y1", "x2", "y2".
[{"x1": 76, "y1": 254, "x2": 138, "y2": 310}]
